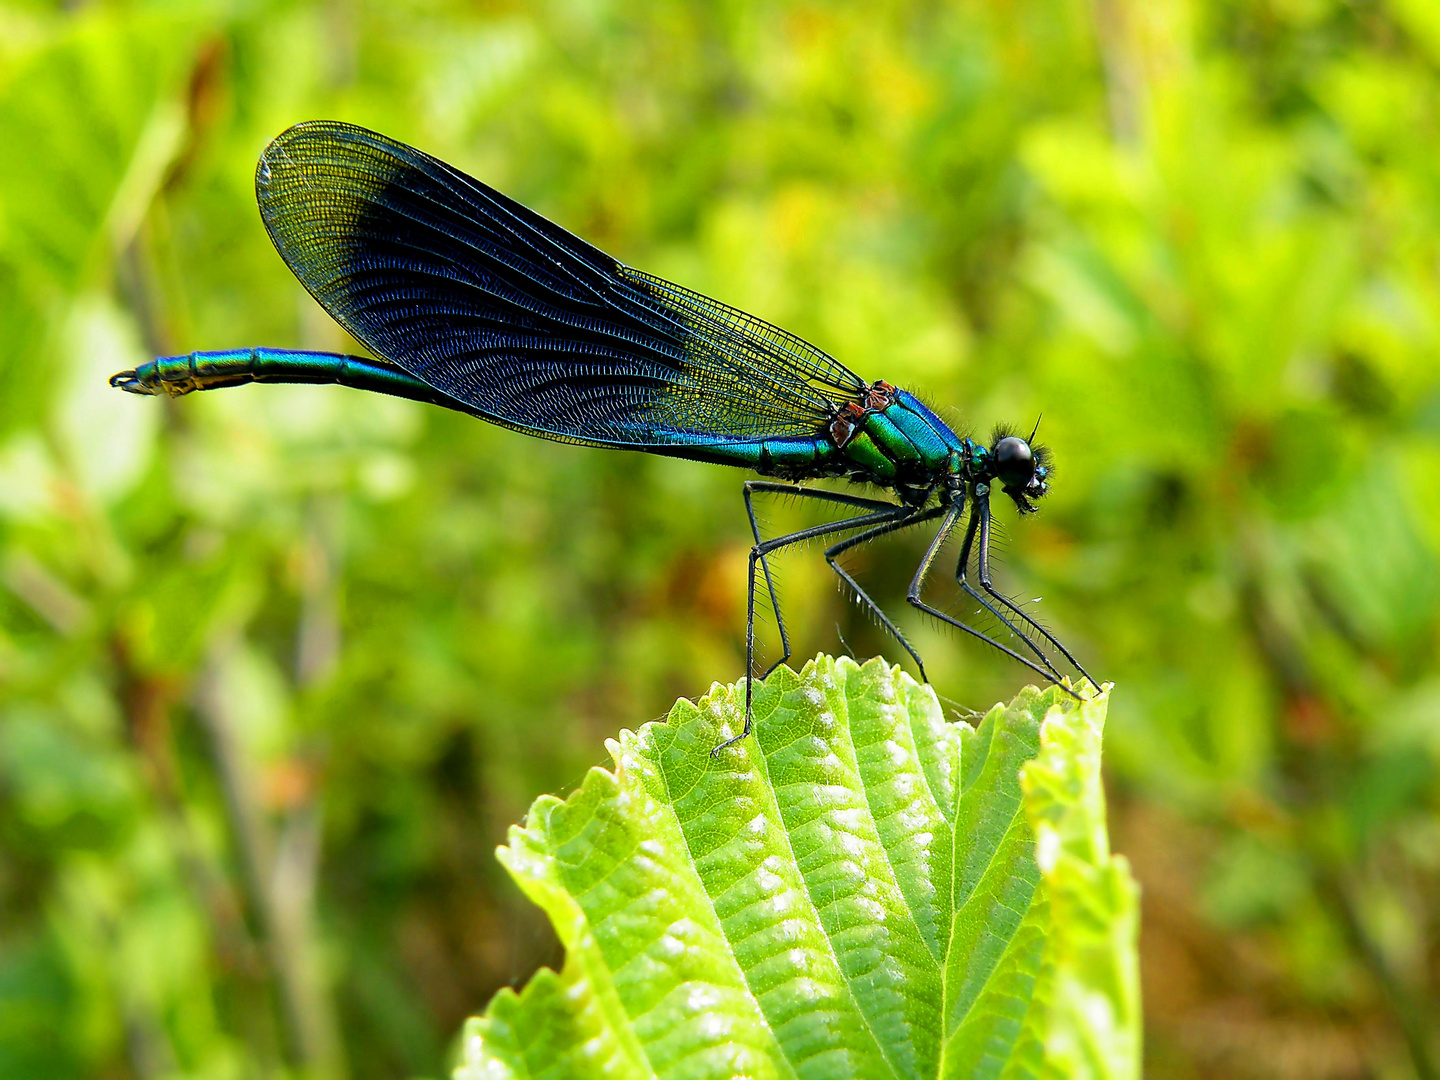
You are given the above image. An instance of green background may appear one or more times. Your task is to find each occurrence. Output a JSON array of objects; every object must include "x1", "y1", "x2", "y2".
[{"x1": 1, "y1": 0, "x2": 1437, "y2": 1077}]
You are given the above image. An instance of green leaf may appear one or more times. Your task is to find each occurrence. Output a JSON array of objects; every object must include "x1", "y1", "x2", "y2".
[
  {"x1": 455, "y1": 655, "x2": 1138, "y2": 1080},
  {"x1": 1021, "y1": 680, "x2": 1141, "y2": 1080}
]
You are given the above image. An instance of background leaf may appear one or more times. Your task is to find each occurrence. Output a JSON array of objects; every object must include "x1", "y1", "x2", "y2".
[{"x1": 457, "y1": 655, "x2": 1135, "y2": 1080}]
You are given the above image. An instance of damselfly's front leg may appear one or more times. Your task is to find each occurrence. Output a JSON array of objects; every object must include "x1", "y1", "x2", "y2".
[
  {"x1": 968, "y1": 492, "x2": 1094, "y2": 686},
  {"x1": 951, "y1": 493, "x2": 1069, "y2": 685},
  {"x1": 907, "y1": 502, "x2": 1079, "y2": 694}
]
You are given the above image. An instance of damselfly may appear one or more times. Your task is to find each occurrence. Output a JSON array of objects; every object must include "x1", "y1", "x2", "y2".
[{"x1": 111, "y1": 122, "x2": 1092, "y2": 750}]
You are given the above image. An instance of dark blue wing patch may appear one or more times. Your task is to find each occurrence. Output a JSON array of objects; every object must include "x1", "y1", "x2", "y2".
[{"x1": 254, "y1": 121, "x2": 866, "y2": 450}]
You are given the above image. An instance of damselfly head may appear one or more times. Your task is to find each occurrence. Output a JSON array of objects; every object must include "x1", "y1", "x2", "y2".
[{"x1": 990, "y1": 432, "x2": 1051, "y2": 513}]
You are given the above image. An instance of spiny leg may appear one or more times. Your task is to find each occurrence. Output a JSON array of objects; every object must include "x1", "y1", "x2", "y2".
[
  {"x1": 971, "y1": 493, "x2": 1095, "y2": 686},
  {"x1": 907, "y1": 504, "x2": 1081, "y2": 695},
  {"x1": 730, "y1": 504, "x2": 909, "y2": 754},
  {"x1": 824, "y1": 505, "x2": 947, "y2": 681},
  {"x1": 718, "y1": 486, "x2": 910, "y2": 756},
  {"x1": 952, "y1": 496, "x2": 1069, "y2": 685},
  {"x1": 743, "y1": 481, "x2": 901, "y2": 681}
]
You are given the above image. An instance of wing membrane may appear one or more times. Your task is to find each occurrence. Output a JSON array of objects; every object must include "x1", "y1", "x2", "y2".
[{"x1": 254, "y1": 121, "x2": 865, "y2": 450}]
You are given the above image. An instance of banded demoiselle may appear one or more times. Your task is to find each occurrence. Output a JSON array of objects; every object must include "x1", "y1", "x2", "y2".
[{"x1": 111, "y1": 121, "x2": 1091, "y2": 750}]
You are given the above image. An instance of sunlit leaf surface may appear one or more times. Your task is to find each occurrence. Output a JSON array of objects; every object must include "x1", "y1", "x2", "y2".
[{"x1": 457, "y1": 655, "x2": 1136, "y2": 1080}]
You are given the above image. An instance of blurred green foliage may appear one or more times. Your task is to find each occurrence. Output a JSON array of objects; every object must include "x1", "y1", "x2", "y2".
[{"x1": 0, "y1": 0, "x2": 1437, "y2": 1078}]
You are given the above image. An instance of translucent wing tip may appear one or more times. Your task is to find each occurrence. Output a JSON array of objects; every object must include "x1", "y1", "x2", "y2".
[
  {"x1": 253, "y1": 119, "x2": 415, "y2": 278},
  {"x1": 254, "y1": 119, "x2": 395, "y2": 197}
]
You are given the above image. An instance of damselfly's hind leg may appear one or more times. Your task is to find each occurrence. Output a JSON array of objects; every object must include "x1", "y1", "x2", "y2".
[
  {"x1": 823, "y1": 505, "x2": 947, "y2": 682},
  {"x1": 907, "y1": 503, "x2": 1081, "y2": 697},
  {"x1": 716, "y1": 482, "x2": 907, "y2": 756}
]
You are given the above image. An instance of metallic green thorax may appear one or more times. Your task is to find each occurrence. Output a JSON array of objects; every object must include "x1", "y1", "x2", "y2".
[
  {"x1": 733, "y1": 381, "x2": 970, "y2": 505},
  {"x1": 834, "y1": 387, "x2": 965, "y2": 482}
]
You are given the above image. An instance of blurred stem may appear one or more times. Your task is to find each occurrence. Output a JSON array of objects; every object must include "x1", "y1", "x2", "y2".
[
  {"x1": 196, "y1": 642, "x2": 347, "y2": 1080},
  {"x1": 116, "y1": 118, "x2": 345, "y2": 1070},
  {"x1": 325, "y1": 0, "x2": 358, "y2": 88},
  {"x1": 117, "y1": 227, "x2": 169, "y2": 358},
  {"x1": 1239, "y1": 536, "x2": 1439, "y2": 1079},
  {"x1": 112, "y1": 636, "x2": 263, "y2": 978},
  {"x1": 121, "y1": 1011, "x2": 178, "y2": 1080},
  {"x1": 297, "y1": 497, "x2": 343, "y2": 687},
  {"x1": 4, "y1": 550, "x2": 91, "y2": 636},
  {"x1": 1089, "y1": 0, "x2": 1143, "y2": 145},
  {"x1": 1326, "y1": 873, "x2": 1438, "y2": 1080},
  {"x1": 106, "y1": 903, "x2": 180, "y2": 1080}
]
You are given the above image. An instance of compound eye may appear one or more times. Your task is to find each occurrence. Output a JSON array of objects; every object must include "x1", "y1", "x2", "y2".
[{"x1": 993, "y1": 436, "x2": 1036, "y2": 488}]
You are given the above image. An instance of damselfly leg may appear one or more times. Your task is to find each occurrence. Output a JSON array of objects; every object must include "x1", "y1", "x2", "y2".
[
  {"x1": 718, "y1": 482, "x2": 913, "y2": 755},
  {"x1": 721, "y1": 481, "x2": 1087, "y2": 756},
  {"x1": 824, "y1": 505, "x2": 947, "y2": 680},
  {"x1": 969, "y1": 492, "x2": 1094, "y2": 686},
  {"x1": 743, "y1": 482, "x2": 906, "y2": 679},
  {"x1": 908, "y1": 502, "x2": 1082, "y2": 696},
  {"x1": 952, "y1": 503, "x2": 1067, "y2": 684}
]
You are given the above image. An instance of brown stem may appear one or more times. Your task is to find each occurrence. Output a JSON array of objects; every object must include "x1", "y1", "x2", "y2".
[
  {"x1": 111, "y1": 636, "x2": 264, "y2": 970},
  {"x1": 195, "y1": 644, "x2": 345, "y2": 1079}
]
